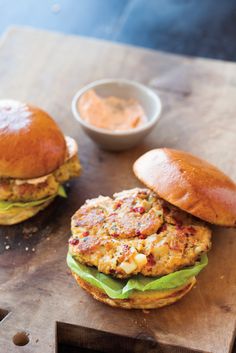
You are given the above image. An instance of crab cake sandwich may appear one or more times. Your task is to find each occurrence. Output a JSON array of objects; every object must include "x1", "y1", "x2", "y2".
[
  {"x1": 0, "y1": 100, "x2": 81, "y2": 225},
  {"x1": 67, "y1": 148, "x2": 236, "y2": 309}
]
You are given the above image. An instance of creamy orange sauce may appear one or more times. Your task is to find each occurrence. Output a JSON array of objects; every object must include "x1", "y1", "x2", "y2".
[{"x1": 78, "y1": 89, "x2": 147, "y2": 131}]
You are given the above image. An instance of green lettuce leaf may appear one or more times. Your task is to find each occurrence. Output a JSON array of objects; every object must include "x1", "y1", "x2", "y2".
[
  {"x1": 67, "y1": 252, "x2": 208, "y2": 299},
  {"x1": 0, "y1": 185, "x2": 67, "y2": 211},
  {"x1": 57, "y1": 185, "x2": 67, "y2": 198}
]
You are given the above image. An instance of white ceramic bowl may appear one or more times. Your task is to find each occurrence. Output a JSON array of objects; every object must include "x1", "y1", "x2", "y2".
[{"x1": 71, "y1": 79, "x2": 162, "y2": 151}]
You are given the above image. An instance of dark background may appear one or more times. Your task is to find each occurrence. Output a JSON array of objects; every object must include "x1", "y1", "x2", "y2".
[{"x1": 1, "y1": 0, "x2": 236, "y2": 61}]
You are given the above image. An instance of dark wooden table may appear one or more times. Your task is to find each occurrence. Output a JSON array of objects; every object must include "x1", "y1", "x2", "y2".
[{"x1": 0, "y1": 27, "x2": 235, "y2": 353}]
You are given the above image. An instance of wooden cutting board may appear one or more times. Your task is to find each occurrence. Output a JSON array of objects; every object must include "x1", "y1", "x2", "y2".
[{"x1": 0, "y1": 26, "x2": 235, "y2": 353}]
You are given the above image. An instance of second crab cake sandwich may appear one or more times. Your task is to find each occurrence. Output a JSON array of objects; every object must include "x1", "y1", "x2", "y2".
[{"x1": 0, "y1": 100, "x2": 82, "y2": 225}]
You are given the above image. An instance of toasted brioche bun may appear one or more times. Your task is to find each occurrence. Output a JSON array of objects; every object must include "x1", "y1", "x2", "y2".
[
  {"x1": 72, "y1": 272, "x2": 196, "y2": 309},
  {"x1": 0, "y1": 100, "x2": 67, "y2": 179},
  {"x1": 133, "y1": 149, "x2": 236, "y2": 227},
  {"x1": 0, "y1": 199, "x2": 54, "y2": 225}
]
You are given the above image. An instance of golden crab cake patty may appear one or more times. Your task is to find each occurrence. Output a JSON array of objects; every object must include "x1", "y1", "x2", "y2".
[
  {"x1": 69, "y1": 188, "x2": 211, "y2": 278},
  {"x1": 0, "y1": 154, "x2": 81, "y2": 202},
  {"x1": 54, "y1": 155, "x2": 81, "y2": 184},
  {"x1": 0, "y1": 174, "x2": 58, "y2": 202}
]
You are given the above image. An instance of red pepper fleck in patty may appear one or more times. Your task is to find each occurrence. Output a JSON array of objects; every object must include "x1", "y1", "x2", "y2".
[
  {"x1": 147, "y1": 253, "x2": 156, "y2": 266},
  {"x1": 112, "y1": 233, "x2": 119, "y2": 238},
  {"x1": 122, "y1": 244, "x2": 130, "y2": 252},
  {"x1": 69, "y1": 238, "x2": 80, "y2": 246},
  {"x1": 114, "y1": 202, "x2": 122, "y2": 209},
  {"x1": 82, "y1": 231, "x2": 89, "y2": 237},
  {"x1": 139, "y1": 233, "x2": 148, "y2": 239},
  {"x1": 132, "y1": 206, "x2": 145, "y2": 214}
]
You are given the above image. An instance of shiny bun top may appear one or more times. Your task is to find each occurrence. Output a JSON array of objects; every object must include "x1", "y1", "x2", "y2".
[{"x1": 0, "y1": 100, "x2": 67, "y2": 179}]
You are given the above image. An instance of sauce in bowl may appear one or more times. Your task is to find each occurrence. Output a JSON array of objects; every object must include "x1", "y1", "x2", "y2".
[{"x1": 78, "y1": 89, "x2": 147, "y2": 131}]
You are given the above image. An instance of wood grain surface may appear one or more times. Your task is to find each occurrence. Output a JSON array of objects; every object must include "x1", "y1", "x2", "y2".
[{"x1": 0, "y1": 26, "x2": 235, "y2": 353}]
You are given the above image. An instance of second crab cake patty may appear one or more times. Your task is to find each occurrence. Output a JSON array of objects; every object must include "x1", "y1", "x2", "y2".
[{"x1": 69, "y1": 188, "x2": 211, "y2": 278}]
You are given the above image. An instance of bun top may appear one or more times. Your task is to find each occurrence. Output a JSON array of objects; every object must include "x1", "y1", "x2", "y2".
[
  {"x1": 0, "y1": 100, "x2": 67, "y2": 179},
  {"x1": 133, "y1": 148, "x2": 236, "y2": 227}
]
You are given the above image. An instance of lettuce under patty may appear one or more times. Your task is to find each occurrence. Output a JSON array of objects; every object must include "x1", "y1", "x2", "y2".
[
  {"x1": 67, "y1": 252, "x2": 208, "y2": 299},
  {"x1": 0, "y1": 185, "x2": 67, "y2": 211}
]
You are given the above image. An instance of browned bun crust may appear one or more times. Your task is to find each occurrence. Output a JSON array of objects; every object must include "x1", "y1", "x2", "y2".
[
  {"x1": 133, "y1": 148, "x2": 236, "y2": 227},
  {"x1": 0, "y1": 100, "x2": 67, "y2": 179},
  {"x1": 72, "y1": 272, "x2": 196, "y2": 309}
]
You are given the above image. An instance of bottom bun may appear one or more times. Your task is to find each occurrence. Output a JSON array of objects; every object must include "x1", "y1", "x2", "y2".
[
  {"x1": 0, "y1": 199, "x2": 54, "y2": 225},
  {"x1": 72, "y1": 272, "x2": 196, "y2": 309}
]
